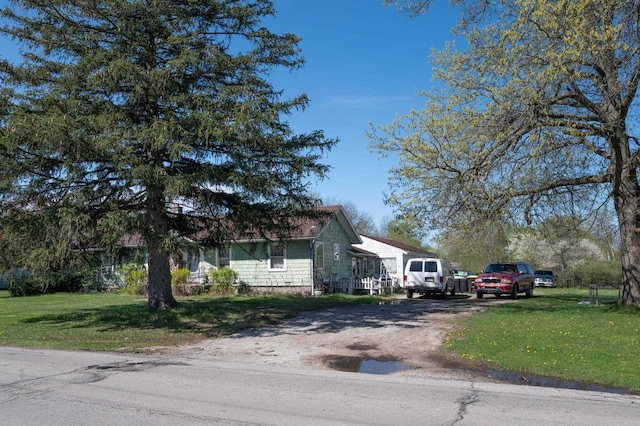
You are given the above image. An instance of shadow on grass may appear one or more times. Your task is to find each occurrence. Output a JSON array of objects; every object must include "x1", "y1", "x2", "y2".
[
  {"x1": 19, "y1": 297, "x2": 301, "y2": 338},
  {"x1": 19, "y1": 294, "x2": 480, "y2": 341},
  {"x1": 18, "y1": 295, "x2": 405, "y2": 339},
  {"x1": 17, "y1": 291, "x2": 634, "y2": 350}
]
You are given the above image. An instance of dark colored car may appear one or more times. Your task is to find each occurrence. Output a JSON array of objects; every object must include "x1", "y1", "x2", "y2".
[
  {"x1": 474, "y1": 261, "x2": 535, "y2": 299},
  {"x1": 534, "y1": 270, "x2": 555, "y2": 288}
]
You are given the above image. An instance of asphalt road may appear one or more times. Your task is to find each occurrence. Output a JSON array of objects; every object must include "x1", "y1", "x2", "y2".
[{"x1": 0, "y1": 346, "x2": 637, "y2": 425}]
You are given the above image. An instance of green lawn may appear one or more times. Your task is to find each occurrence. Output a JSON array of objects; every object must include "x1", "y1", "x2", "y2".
[
  {"x1": 445, "y1": 288, "x2": 640, "y2": 393},
  {"x1": 1, "y1": 288, "x2": 639, "y2": 393},
  {"x1": 0, "y1": 291, "x2": 377, "y2": 351}
]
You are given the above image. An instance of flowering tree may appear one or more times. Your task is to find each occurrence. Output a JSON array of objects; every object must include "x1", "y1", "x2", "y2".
[{"x1": 375, "y1": 0, "x2": 640, "y2": 306}]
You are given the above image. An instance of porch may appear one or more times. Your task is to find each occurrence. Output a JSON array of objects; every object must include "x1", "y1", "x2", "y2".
[{"x1": 323, "y1": 276, "x2": 396, "y2": 296}]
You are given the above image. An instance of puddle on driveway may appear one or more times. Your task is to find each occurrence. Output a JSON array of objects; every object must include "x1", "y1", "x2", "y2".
[
  {"x1": 323, "y1": 356, "x2": 633, "y2": 394},
  {"x1": 323, "y1": 355, "x2": 414, "y2": 375},
  {"x1": 484, "y1": 370, "x2": 632, "y2": 395},
  {"x1": 359, "y1": 360, "x2": 414, "y2": 374}
]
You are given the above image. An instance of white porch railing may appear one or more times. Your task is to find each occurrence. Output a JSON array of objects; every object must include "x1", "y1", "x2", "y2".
[{"x1": 328, "y1": 277, "x2": 394, "y2": 295}]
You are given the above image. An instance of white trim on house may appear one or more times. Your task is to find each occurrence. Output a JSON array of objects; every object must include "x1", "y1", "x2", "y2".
[
  {"x1": 267, "y1": 242, "x2": 287, "y2": 271},
  {"x1": 217, "y1": 245, "x2": 231, "y2": 268},
  {"x1": 354, "y1": 235, "x2": 437, "y2": 287}
]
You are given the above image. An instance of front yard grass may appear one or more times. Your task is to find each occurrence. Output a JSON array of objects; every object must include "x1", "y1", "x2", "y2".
[
  {"x1": 445, "y1": 288, "x2": 640, "y2": 393},
  {"x1": 2, "y1": 288, "x2": 639, "y2": 393},
  {"x1": 0, "y1": 291, "x2": 378, "y2": 351}
]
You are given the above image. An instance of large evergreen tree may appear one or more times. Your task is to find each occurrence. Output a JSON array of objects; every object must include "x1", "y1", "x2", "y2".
[
  {"x1": 0, "y1": 0, "x2": 336, "y2": 309},
  {"x1": 376, "y1": 0, "x2": 640, "y2": 307}
]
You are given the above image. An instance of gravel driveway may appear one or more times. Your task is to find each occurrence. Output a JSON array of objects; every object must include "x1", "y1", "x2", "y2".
[{"x1": 158, "y1": 295, "x2": 499, "y2": 382}]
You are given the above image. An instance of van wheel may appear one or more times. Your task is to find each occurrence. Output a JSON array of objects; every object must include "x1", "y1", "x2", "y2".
[
  {"x1": 407, "y1": 290, "x2": 414, "y2": 299},
  {"x1": 450, "y1": 289, "x2": 456, "y2": 296},
  {"x1": 441, "y1": 290, "x2": 447, "y2": 299}
]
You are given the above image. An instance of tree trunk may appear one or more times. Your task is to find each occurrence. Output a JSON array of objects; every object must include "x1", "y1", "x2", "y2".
[
  {"x1": 611, "y1": 135, "x2": 640, "y2": 307},
  {"x1": 146, "y1": 186, "x2": 177, "y2": 310},
  {"x1": 147, "y1": 247, "x2": 176, "y2": 310},
  {"x1": 616, "y1": 188, "x2": 640, "y2": 306}
]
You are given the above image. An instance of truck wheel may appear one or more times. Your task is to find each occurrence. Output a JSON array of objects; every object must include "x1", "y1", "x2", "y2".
[
  {"x1": 526, "y1": 285, "x2": 533, "y2": 298},
  {"x1": 407, "y1": 290, "x2": 414, "y2": 299},
  {"x1": 450, "y1": 289, "x2": 456, "y2": 296},
  {"x1": 476, "y1": 292, "x2": 483, "y2": 299},
  {"x1": 511, "y1": 285, "x2": 518, "y2": 300}
]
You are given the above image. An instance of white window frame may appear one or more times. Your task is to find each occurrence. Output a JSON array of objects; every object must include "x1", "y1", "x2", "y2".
[
  {"x1": 217, "y1": 245, "x2": 231, "y2": 268},
  {"x1": 101, "y1": 254, "x2": 115, "y2": 273},
  {"x1": 333, "y1": 243, "x2": 340, "y2": 261},
  {"x1": 268, "y1": 242, "x2": 287, "y2": 271},
  {"x1": 314, "y1": 242, "x2": 325, "y2": 270}
]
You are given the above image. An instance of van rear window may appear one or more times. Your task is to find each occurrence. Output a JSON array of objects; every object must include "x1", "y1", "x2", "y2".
[
  {"x1": 425, "y1": 262, "x2": 438, "y2": 273},
  {"x1": 409, "y1": 261, "x2": 423, "y2": 272}
]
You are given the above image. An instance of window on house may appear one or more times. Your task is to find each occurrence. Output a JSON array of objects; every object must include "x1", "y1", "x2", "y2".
[
  {"x1": 268, "y1": 242, "x2": 286, "y2": 271},
  {"x1": 101, "y1": 254, "x2": 114, "y2": 273},
  {"x1": 314, "y1": 242, "x2": 324, "y2": 269},
  {"x1": 333, "y1": 243, "x2": 340, "y2": 261},
  {"x1": 218, "y1": 246, "x2": 230, "y2": 268}
]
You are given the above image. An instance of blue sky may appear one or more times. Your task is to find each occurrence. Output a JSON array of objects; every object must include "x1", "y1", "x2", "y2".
[
  {"x1": 0, "y1": 0, "x2": 461, "y2": 228},
  {"x1": 267, "y1": 0, "x2": 460, "y2": 227}
]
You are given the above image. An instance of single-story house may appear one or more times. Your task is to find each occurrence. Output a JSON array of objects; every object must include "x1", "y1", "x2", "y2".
[
  {"x1": 90, "y1": 206, "x2": 429, "y2": 295},
  {"x1": 93, "y1": 205, "x2": 389, "y2": 295},
  {"x1": 352, "y1": 235, "x2": 437, "y2": 287},
  {"x1": 192, "y1": 205, "x2": 366, "y2": 294}
]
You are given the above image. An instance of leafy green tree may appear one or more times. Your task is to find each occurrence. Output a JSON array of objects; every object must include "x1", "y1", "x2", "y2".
[
  {"x1": 436, "y1": 220, "x2": 509, "y2": 273},
  {"x1": 0, "y1": 0, "x2": 335, "y2": 309},
  {"x1": 585, "y1": 206, "x2": 620, "y2": 261},
  {"x1": 375, "y1": 0, "x2": 640, "y2": 306},
  {"x1": 320, "y1": 197, "x2": 379, "y2": 236},
  {"x1": 380, "y1": 216, "x2": 425, "y2": 249}
]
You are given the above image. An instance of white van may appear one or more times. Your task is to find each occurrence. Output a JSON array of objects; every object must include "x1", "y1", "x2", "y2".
[{"x1": 403, "y1": 258, "x2": 454, "y2": 298}]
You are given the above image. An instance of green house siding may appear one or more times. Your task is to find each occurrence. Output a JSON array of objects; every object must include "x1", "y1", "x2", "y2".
[
  {"x1": 230, "y1": 240, "x2": 314, "y2": 289},
  {"x1": 223, "y1": 217, "x2": 357, "y2": 292},
  {"x1": 312, "y1": 219, "x2": 354, "y2": 282}
]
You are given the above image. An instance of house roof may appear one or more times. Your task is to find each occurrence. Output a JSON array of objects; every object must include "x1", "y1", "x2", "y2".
[
  {"x1": 320, "y1": 205, "x2": 361, "y2": 244},
  {"x1": 347, "y1": 246, "x2": 378, "y2": 257},
  {"x1": 226, "y1": 205, "x2": 362, "y2": 245},
  {"x1": 360, "y1": 234, "x2": 436, "y2": 256},
  {"x1": 88, "y1": 205, "x2": 362, "y2": 250}
]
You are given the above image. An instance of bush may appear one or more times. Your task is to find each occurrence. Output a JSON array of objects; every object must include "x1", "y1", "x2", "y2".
[
  {"x1": 171, "y1": 268, "x2": 191, "y2": 286},
  {"x1": 171, "y1": 268, "x2": 192, "y2": 296},
  {"x1": 210, "y1": 267, "x2": 239, "y2": 295},
  {"x1": 236, "y1": 280, "x2": 252, "y2": 295},
  {"x1": 119, "y1": 264, "x2": 148, "y2": 295},
  {"x1": 8, "y1": 270, "x2": 91, "y2": 297},
  {"x1": 559, "y1": 260, "x2": 623, "y2": 288},
  {"x1": 9, "y1": 276, "x2": 43, "y2": 296}
]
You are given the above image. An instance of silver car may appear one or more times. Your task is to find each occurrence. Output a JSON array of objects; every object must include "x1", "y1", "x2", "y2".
[{"x1": 534, "y1": 270, "x2": 555, "y2": 288}]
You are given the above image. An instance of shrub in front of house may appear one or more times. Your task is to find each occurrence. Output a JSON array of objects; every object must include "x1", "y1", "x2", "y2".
[
  {"x1": 171, "y1": 268, "x2": 192, "y2": 296},
  {"x1": 210, "y1": 267, "x2": 239, "y2": 295},
  {"x1": 119, "y1": 264, "x2": 148, "y2": 295},
  {"x1": 235, "y1": 280, "x2": 251, "y2": 295},
  {"x1": 9, "y1": 275, "x2": 43, "y2": 296},
  {"x1": 8, "y1": 270, "x2": 90, "y2": 296}
]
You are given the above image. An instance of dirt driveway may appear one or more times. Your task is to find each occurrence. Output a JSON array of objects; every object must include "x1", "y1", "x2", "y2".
[{"x1": 160, "y1": 295, "x2": 500, "y2": 382}]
